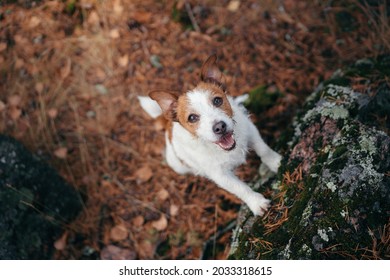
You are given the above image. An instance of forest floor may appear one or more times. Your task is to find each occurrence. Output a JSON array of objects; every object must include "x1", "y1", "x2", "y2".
[{"x1": 0, "y1": 0, "x2": 389, "y2": 259}]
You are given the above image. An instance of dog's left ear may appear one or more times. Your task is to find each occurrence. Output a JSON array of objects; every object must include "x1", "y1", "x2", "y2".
[
  {"x1": 201, "y1": 54, "x2": 226, "y2": 90},
  {"x1": 149, "y1": 90, "x2": 180, "y2": 122}
]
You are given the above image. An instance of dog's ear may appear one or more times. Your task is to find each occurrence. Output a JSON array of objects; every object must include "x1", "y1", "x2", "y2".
[
  {"x1": 149, "y1": 90, "x2": 179, "y2": 122},
  {"x1": 200, "y1": 54, "x2": 226, "y2": 90}
]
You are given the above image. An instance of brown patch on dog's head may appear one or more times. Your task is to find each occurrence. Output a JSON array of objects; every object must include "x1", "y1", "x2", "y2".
[
  {"x1": 149, "y1": 55, "x2": 233, "y2": 139},
  {"x1": 175, "y1": 94, "x2": 200, "y2": 136},
  {"x1": 197, "y1": 82, "x2": 233, "y2": 117}
]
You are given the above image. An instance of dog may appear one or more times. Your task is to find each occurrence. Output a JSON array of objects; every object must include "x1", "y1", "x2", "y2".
[{"x1": 138, "y1": 55, "x2": 282, "y2": 216}]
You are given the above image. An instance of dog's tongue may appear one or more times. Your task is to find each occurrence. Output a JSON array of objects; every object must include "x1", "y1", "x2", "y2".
[{"x1": 217, "y1": 133, "x2": 236, "y2": 151}]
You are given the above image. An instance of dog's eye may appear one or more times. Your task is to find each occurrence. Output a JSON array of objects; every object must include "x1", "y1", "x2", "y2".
[
  {"x1": 188, "y1": 114, "x2": 199, "y2": 123},
  {"x1": 213, "y1": 97, "x2": 223, "y2": 107}
]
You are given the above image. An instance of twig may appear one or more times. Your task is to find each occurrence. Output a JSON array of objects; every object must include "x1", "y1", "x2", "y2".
[
  {"x1": 185, "y1": 1, "x2": 201, "y2": 32},
  {"x1": 200, "y1": 220, "x2": 236, "y2": 259}
]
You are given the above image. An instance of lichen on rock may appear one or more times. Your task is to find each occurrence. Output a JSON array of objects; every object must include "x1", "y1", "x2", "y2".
[{"x1": 229, "y1": 56, "x2": 390, "y2": 260}]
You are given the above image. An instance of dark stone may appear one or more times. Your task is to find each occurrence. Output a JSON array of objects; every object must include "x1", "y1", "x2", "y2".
[
  {"x1": 229, "y1": 57, "x2": 390, "y2": 260},
  {"x1": 0, "y1": 135, "x2": 82, "y2": 259}
]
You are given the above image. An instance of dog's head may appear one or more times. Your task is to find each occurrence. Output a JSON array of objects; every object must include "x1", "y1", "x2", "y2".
[{"x1": 149, "y1": 55, "x2": 236, "y2": 151}]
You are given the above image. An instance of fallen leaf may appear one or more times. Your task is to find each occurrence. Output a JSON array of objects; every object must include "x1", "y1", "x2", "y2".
[
  {"x1": 134, "y1": 165, "x2": 153, "y2": 182},
  {"x1": 0, "y1": 42, "x2": 6, "y2": 52},
  {"x1": 47, "y1": 108, "x2": 58, "y2": 119},
  {"x1": 132, "y1": 215, "x2": 145, "y2": 227},
  {"x1": 0, "y1": 101, "x2": 5, "y2": 111},
  {"x1": 170, "y1": 204, "x2": 179, "y2": 217},
  {"x1": 29, "y1": 16, "x2": 41, "y2": 28},
  {"x1": 87, "y1": 11, "x2": 100, "y2": 26},
  {"x1": 95, "y1": 68, "x2": 106, "y2": 82},
  {"x1": 151, "y1": 214, "x2": 168, "y2": 231},
  {"x1": 133, "y1": 12, "x2": 152, "y2": 23},
  {"x1": 113, "y1": 0, "x2": 124, "y2": 16},
  {"x1": 138, "y1": 241, "x2": 155, "y2": 259},
  {"x1": 8, "y1": 95, "x2": 21, "y2": 107},
  {"x1": 54, "y1": 147, "x2": 68, "y2": 159},
  {"x1": 156, "y1": 189, "x2": 169, "y2": 201},
  {"x1": 9, "y1": 108, "x2": 22, "y2": 120},
  {"x1": 35, "y1": 82, "x2": 44, "y2": 94},
  {"x1": 227, "y1": 0, "x2": 240, "y2": 12},
  {"x1": 15, "y1": 58, "x2": 24, "y2": 69},
  {"x1": 118, "y1": 54, "x2": 129, "y2": 67},
  {"x1": 110, "y1": 224, "x2": 128, "y2": 241},
  {"x1": 100, "y1": 245, "x2": 136, "y2": 260},
  {"x1": 109, "y1": 29, "x2": 120, "y2": 39},
  {"x1": 54, "y1": 231, "x2": 68, "y2": 251}
]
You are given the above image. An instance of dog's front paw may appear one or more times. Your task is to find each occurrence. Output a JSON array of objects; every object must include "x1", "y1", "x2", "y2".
[
  {"x1": 247, "y1": 192, "x2": 270, "y2": 216},
  {"x1": 265, "y1": 151, "x2": 282, "y2": 173}
]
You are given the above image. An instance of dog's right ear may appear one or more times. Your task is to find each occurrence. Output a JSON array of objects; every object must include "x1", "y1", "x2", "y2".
[
  {"x1": 149, "y1": 91, "x2": 179, "y2": 122},
  {"x1": 201, "y1": 54, "x2": 226, "y2": 90}
]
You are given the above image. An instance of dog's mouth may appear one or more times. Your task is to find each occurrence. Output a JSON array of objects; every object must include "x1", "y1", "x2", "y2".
[{"x1": 215, "y1": 132, "x2": 236, "y2": 151}]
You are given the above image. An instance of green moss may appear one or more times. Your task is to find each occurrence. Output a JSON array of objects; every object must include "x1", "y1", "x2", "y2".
[
  {"x1": 244, "y1": 85, "x2": 282, "y2": 114},
  {"x1": 333, "y1": 145, "x2": 348, "y2": 158}
]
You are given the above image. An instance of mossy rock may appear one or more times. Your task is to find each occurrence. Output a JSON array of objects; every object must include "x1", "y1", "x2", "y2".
[
  {"x1": 229, "y1": 56, "x2": 390, "y2": 260},
  {"x1": 0, "y1": 135, "x2": 82, "y2": 259}
]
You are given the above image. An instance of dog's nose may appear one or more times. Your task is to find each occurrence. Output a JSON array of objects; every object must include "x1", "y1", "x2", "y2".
[{"x1": 213, "y1": 121, "x2": 227, "y2": 135}]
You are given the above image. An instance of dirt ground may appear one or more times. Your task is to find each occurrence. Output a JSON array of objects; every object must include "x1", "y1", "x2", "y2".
[{"x1": 0, "y1": 0, "x2": 389, "y2": 259}]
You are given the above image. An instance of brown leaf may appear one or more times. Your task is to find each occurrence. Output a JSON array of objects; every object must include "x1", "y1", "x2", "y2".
[
  {"x1": 35, "y1": 82, "x2": 44, "y2": 94},
  {"x1": 113, "y1": 0, "x2": 124, "y2": 16},
  {"x1": 151, "y1": 214, "x2": 168, "y2": 231},
  {"x1": 0, "y1": 101, "x2": 5, "y2": 112},
  {"x1": 170, "y1": 204, "x2": 180, "y2": 217},
  {"x1": 0, "y1": 42, "x2": 7, "y2": 52},
  {"x1": 138, "y1": 241, "x2": 155, "y2": 259},
  {"x1": 134, "y1": 165, "x2": 153, "y2": 182},
  {"x1": 8, "y1": 95, "x2": 21, "y2": 107},
  {"x1": 54, "y1": 147, "x2": 68, "y2": 159},
  {"x1": 132, "y1": 215, "x2": 145, "y2": 227},
  {"x1": 54, "y1": 231, "x2": 68, "y2": 251},
  {"x1": 133, "y1": 12, "x2": 152, "y2": 23},
  {"x1": 110, "y1": 224, "x2": 128, "y2": 241},
  {"x1": 100, "y1": 245, "x2": 136, "y2": 260},
  {"x1": 47, "y1": 108, "x2": 58, "y2": 119},
  {"x1": 227, "y1": 0, "x2": 240, "y2": 12},
  {"x1": 9, "y1": 108, "x2": 22, "y2": 120},
  {"x1": 15, "y1": 58, "x2": 24, "y2": 69},
  {"x1": 156, "y1": 189, "x2": 169, "y2": 201},
  {"x1": 109, "y1": 29, "x2": 120, "y2": 39},
  {"x1": 118, "y1": 54, "x2": 129, "y2": 67},
  {"x1": 28, "y1": 16, "x2": 41, "y2": 28},
  {"x1": 87, "y1": 11, "x2": 100, "y2": 26}
]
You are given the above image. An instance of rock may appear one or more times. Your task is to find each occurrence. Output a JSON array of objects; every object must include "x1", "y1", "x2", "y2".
[
  {"x1": 0, "y1": 135, "x2": 82, "y2": 259},
  {"x1": 229, "y1": 56, "x2": 390, "y2": 260}
]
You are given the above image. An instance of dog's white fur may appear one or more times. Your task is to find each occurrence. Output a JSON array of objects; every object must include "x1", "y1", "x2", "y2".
[{"x1": 138, "y1": 56, "x2": 282, "y2": 216}]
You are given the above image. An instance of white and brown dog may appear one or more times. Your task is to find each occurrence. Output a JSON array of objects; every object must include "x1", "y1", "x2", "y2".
[{"x1": 138, "y1": 55, "x2": 282, "y2": 216}]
